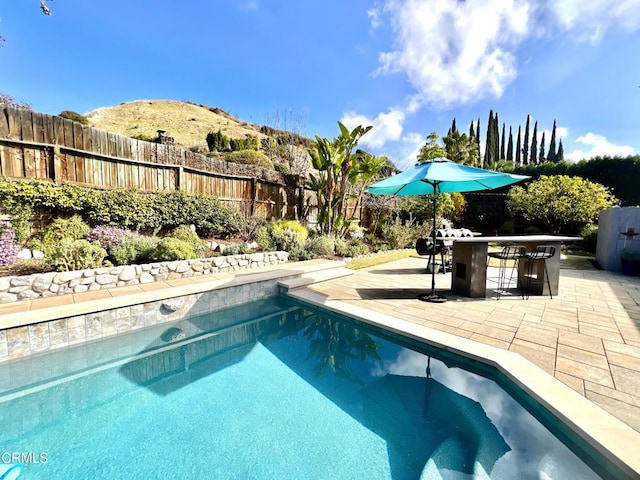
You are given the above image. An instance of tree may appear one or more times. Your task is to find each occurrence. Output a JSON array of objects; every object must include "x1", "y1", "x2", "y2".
[
  {"x1": 557, "y1": 139, "x2": 564, "y2": 162},
  {"x1": 417, "y1": 132, "x2": 447, "y2": 163},
  {"x1": 442, "y1": 131, "x2": 480, "y2": 166},
  {"x1": 547, "y1": 119, "x2": 557, "y2": 163},
  {"x1": 506, "y1": 126, "x2": 514, "y2": 162},
  {"x1": 484, "y1": 110, "x2": 495, "y2": 168},
  {"x1": 538, "y1": 132, "x2": 546, "y2": 164},
  {"x1": 448, "y1": 118, "x2": 458, "y2": 135},
  {"x1": 347, "y1": 150, "x2": 388, "y2": 224},
  {"x1": 523, "y1": 115, "x2": 530, "y2": 165},
  {"x1": 530, "y1": 121, "x2": 538, "y2": 165},
  {"x1": 516, "y1": 126, "x2": 522, "y2": 165},
  {"x1": 306, "y1": 122, "x2": 373, "y2": 236},
  {"x1": 506, "y1": 175, "x2": 619, "y2": 233},
  {"x1": 500, "y1": 123, "x2": 506, "y2": 160},
  {"x1": 493, "y1": 113, "x2": 500, "y2": 163}
]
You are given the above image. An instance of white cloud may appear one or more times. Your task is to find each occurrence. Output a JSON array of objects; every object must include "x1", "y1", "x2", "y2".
[
  {"x1": 392, "y1": 132, "x2": 424, "y2": 170},
  {"x1": 543, "y1": 0, "x2": 640, "y2": 44},
  {"x1": 376, "y1": 0, "x2": 530, "y2": 108},
  {"x1": 340, "y1": 108, "x2": 405, "y2": 149},
  {"x1": 564, "y1": 132, "x2": 634, "y2": 162},
  {"x1": 367, "y1": 6, "x2": 382, "y2": 30}
]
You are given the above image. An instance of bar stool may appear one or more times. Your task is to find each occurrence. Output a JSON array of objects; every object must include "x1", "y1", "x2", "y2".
[
  {"x1": 487, "y1": 245, "x2": 526, "y2": 299},
  {"x1": 523, "y1": 245, "x2": 556, "y2": 299}
]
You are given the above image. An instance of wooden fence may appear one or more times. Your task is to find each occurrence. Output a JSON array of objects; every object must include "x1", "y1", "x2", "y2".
[{"x1": 0, "y1": 106, "x2": 310, "y2": 219}]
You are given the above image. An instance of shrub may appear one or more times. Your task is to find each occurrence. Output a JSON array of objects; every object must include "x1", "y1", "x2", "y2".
[
  {"x1": 381, "y1": 217, "x2": 414, "y2": 249},
  {"x1": 288, "y1": 247, "x2": 317, "y2": 262},
  {"x1": 109, "y1": 234, "x2": 157, "y2": 265},
  {"x1": 0, "y1": 221, "x2": 21, "y2": 267},
  {"x1": 306, "y1": 235, "x2": 335, "y2": 257},
  {"x1": 206, "y1": 129, "x2": 230, "y2": 152},
  {"x1": 86, "y1": 225, "x2": 130, "y2": 249},
  {"x1": 59, "y1": 110, "x2": 89, "y2": 125},
  {"x1": 255, "y1": 225, "x2": 275, "y2": 251},
  {"x1": 27, "y1": 215, "x2": 90, "y2": 256},
  {"x1": 271, "y1": 228, "x2": 305, "y2": 252},
  {"x1": 47, "y1": 239, "x2": 107, "y2": 272},
  {"x1": 335, "y1": 240, "x2": 370, "y2": 258},
  {"x1": 154, "y1": 238, "x2": 195, "y2": 261},
  {"x1": 272, "y1": 220, "x2": 308, "y2": 241},
  {"x1": 228, "y1": 213, "x2": 267, "y2": 242},
  {"x1": 225, "y1": 150, "x2": 274, "y2": 170},
  {"x1": 229, "y1": 136, "x2": 259, "y2": 152},
  {"x1": 168, "y1": 225, "x2": 207, "y2": 257},
  {"x1": 580, "y1": 224, "x2": 598, "y2": 253}
]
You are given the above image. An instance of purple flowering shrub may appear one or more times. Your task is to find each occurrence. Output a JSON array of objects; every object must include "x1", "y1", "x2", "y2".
[
  {"x1": 86, "y1": 225, "x2": 130, "y2": 250},
  {"x1": 0, "y1": 221, "x2": 21, "y2": 267}
]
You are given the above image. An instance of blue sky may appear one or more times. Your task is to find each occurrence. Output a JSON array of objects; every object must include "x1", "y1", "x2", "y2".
[{"x1": 1, "y1": 0, "x2": 639, "y2": 170}]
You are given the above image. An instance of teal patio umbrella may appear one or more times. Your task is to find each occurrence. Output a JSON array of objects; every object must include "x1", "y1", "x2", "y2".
[{"x1": 366, "y1": 158, "x2": 529, "y2": 302}]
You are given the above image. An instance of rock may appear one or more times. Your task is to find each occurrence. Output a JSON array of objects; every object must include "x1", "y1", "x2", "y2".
[
  {"x1": 0, "y1": 292, "x2": 18, "y2": 303},
  {"x1": 32, "y1": 250, "x2": 45, "y2": 259},
  {"x1": 95, "y1": 274, "x2": 118, "y2": 285},
  {"x1": 0, "y1": 278, "x2": 9, "y2": 291},
  {"x1": 161, "y1": 299, "x2": 184, "y2": 312},
  {"x1": 140, "y1": 272, "x2": 154, "y2": 284},
  {"x1": 119, "y1": 266, "x2": 136, "y2": 282},
  {"x1": 54, "y1": 271, "x2": 83, "y2": 284},
  {"x1": 16, "y1": 249, "x2": 32, "y2": 260},
  {"x1": 32, "y1": 275, "x2": 52, "y2": 293}
]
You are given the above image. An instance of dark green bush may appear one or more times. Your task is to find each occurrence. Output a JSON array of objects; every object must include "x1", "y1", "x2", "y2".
[
  {"x1": 47, "y1": 239, "x2": 107, "y2": 271},
  {"x1": 225, "y1": 150, "x2": 274, "y2": 170},
  {"x1": 288, "y1": 247, "x2": 317, "y2": 261},
  {"x1": 206, "y1": 129, "x2": 230, "y2": 152},
  {"x1": 59, "y1": 110, "x2": 89, "y2": 125},
  {"x1": 580, "y1": 224, "x2": 598, "y2": 253},
  {"x1": 154, "y1": 237, "x2": 195, "y2": 261},
  {"x1": 229, "y1": 136, "x2": 259, "y2": 152}
]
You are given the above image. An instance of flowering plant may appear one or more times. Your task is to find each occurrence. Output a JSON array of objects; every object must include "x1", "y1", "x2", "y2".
[{"x1": 0, "y1": 221, "x2": 21, "y2": 267}]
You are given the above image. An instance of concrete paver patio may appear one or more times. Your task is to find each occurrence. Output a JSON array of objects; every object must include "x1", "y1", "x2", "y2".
[{"x1": 303, "y1": 255, "x2": 640, "y2": 434}]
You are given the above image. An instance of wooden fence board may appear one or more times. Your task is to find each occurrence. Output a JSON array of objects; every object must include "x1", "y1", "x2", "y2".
[
  {"x1": 0, "y1": 108, "x2": 9, "y2": 138},
  {"x1": 6, "y1": 107, "x2": 20, "y2": 138},
  {"x1": 43, "y1": 114, "x2": 54, "y2": 144}
]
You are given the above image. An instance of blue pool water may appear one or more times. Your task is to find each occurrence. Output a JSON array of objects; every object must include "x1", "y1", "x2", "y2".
[{"x1": 0, "y1": 296, "x2": 620, "y2": 479}]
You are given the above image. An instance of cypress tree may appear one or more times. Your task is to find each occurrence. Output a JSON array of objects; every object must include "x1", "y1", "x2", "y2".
[
  {"x1": 547, "y1": 119, "x2": 557, "y2": 162},
  {"x1": 557, "y1": 139, "x2": 564, "y2": 162},
  {"x1": 539, "y1": 131, "x2": 546, "y2": 164},
  {"x1": 506, "y1": 126, "x2": 513, "y2": 161},
  {"x1": 500, "y1": 123, "x2": 506, "y2": 160},
  {"x1": 516, "y1": 126, "x2": 522, "y2": 165},
  {"x1": 475, "y1": 118, "x2": 481, "y2": 167},
  {"x1": 530, "y1": 121, "x2": 538, "y2": 165},
  {"x1": 451, "y1": 118, "x2": 458, "y2": 135},
  {"x1": 523, "y1": 115, "x2": 530, "y2": 165},
  {"x1": 484, "y1": 110, "x2": 494, "y2": 168},
  {"x1": 469, "y1": 121, "x2": 475, "y2": 140},
  {"x1": 493, "y1": 113, "x2": 500, "y2": 163}
]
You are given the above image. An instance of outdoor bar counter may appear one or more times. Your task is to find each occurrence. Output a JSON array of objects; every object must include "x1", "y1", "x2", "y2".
[{"x1": 450, "y1": 235, "x2": 582, "y2": 298}]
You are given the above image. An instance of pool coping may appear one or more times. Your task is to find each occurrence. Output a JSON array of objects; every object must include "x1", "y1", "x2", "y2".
[{"x1": 283, "y1": 286, "x2": 640, "y2": 479}]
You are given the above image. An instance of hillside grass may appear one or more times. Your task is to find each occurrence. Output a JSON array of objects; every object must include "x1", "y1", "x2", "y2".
[{"x1": 85, "y1": 100, "x2": 266, "y2": 152}]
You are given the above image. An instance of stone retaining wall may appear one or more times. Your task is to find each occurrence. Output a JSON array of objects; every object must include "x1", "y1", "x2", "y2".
[{"x1": 0, "y1": 251, "x2": 289, "y2": 304}]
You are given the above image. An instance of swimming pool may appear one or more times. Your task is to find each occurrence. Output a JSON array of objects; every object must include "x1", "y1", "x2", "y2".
[{"x1": 0, "y1": 296, "x2": 627, "y2": 479}]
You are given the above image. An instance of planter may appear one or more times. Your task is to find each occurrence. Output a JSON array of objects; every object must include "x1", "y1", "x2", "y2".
[{"x1": 620, "y1": 259, "x2": 640, "y2": 276}]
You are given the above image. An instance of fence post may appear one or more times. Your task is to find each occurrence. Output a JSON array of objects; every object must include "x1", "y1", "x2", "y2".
[
  {"x1": 51, "y1": 146, "x2": 62, "y2": 182},
  {"x1": 177, "y1": 166, "x2": 185, "y2": 191}
]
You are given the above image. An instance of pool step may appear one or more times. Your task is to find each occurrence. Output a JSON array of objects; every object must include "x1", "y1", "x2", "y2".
[{"x1": 277, "y1": 266, "x2": 353, "y2": 291}]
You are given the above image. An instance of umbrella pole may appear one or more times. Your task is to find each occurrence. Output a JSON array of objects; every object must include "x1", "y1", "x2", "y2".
[{"x1": 419, "y1": 190, "x2": 447, "y2": 303}]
